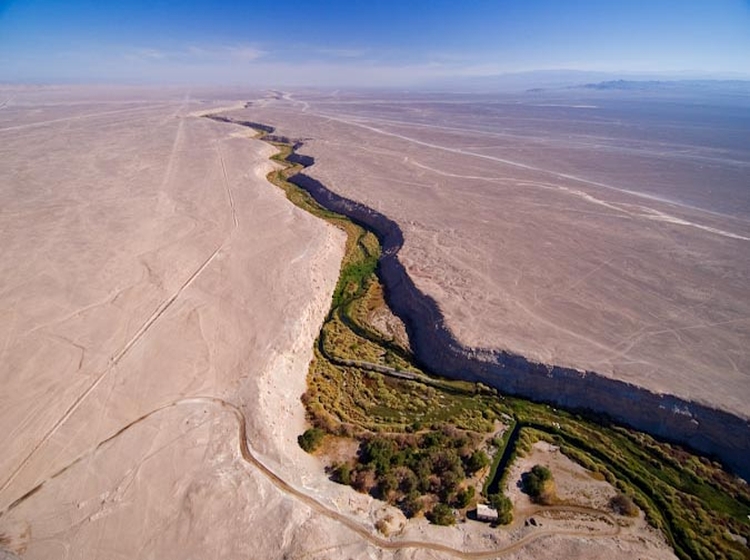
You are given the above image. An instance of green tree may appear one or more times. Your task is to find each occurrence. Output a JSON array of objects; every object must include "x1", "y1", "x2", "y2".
[
  {"x1": 522, "y1": 464, "x2": 555, "y2": 504},
  {"x1": 362, "y1": 438, "x2": 397, "y2": 475},
  {"x1": 332, "y1": 463, "x2": 351, "y2": 485},
  {"x1": 489, "y1": 493, "x2": 513, "y2": 525},
  {"x1": 428, "y1": 503, "x2": 455, "y2": 526},
  {"x1": 421, "y1": 430, "x2": 446, "y2": 449},
  {"x1": 378, "y1": 472, "x2": 399, "y2": 500},
  {"x1": 415, "y1": 457, "x2": 434, "y2": 493},
  {"x1": 401, "y1": 491, "x2": 423, "y2": 518},
  {"x1": 465, "y1": 450, "x2": 490, "y2": 475},
  {"x1": 454, "y1": 486, "x2": 475, "y2": 508},
  {"x1": 399, "y1": 469, "x2": 419, "y2": 494},
  {"x1": 298, "y1": 428, "x2": 325, "y2": 452},
  {"x1": 439, "y1": 469, "x2": 460, "y2": 501}
]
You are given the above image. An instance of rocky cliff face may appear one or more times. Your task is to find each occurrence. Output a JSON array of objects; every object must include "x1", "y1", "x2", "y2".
[{"x1": 290, "y1": 170, "x2": 750, "y2": 481}]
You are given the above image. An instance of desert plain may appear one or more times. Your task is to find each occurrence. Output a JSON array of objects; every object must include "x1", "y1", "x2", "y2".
[
  {"x1": 0, "y1": 84, "x2": 746, "y2": 559},
  {"x1": 237, "y1": 89, "x2": 750, "y2": 419}
]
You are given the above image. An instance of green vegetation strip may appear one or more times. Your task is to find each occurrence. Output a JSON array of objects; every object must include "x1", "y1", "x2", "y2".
[{"x1": 257, "y1": 130, "x2": 750, "y2": 559}]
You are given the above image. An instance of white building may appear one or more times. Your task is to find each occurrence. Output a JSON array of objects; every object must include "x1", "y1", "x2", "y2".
[{"x1": 476, "y1": 504, "x2": 498, "y2": 522}]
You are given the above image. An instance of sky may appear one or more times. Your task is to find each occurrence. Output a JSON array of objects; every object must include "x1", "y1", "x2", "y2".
[{"x1": 1, "y1": 0, "x2": 749, "y2": 86}]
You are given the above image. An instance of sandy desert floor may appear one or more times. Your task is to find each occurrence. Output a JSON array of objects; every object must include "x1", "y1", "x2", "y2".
[
  {"x1": 235, "y1": 91, "x2": 750, "y2": 420},
  {"x1": 0, "y1": 86, "x2": 353, "y2": 558},
  {"x1": 0, "y1": 86, "x2": 695, "y2": 559},
  {"x1": 502, "y1": 441, "x2": 677, "y2": 560}
]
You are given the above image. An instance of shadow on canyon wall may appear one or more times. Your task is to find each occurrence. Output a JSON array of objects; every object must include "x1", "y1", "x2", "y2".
[{"x1": 209, "y1": 115, "x2": 750, "y2": 480}]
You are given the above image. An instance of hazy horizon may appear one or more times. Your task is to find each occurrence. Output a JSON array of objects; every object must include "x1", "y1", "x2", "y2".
[
  {"x1": 2, "y1": 2, "x2": 750, "y2": 557},
  {"x1": 2, "y1": 0, "x2": 750, "y2": 87}
]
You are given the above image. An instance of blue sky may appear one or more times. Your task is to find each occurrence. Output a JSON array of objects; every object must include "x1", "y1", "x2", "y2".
[{"x1": 1, "y1": 0, "x2": 749, "y2": 86}]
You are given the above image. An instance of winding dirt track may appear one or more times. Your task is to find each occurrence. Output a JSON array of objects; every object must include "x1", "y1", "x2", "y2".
[{"x1": 0, "y1": 397, "x2": 620, "y2": 559}]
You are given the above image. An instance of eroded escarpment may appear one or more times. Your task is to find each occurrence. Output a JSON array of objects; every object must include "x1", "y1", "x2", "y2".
[
  {"x1": 289, "y1": 172, "x2": 750, "y2": 482},
  {"x1": 214, "y1": 115, "x2": 750, "y2": 481}
]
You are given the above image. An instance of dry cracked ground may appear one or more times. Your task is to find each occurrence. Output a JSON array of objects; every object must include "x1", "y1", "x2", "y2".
[{"x1": 0, "y1": 84, "x2": 732, "y2": 560}]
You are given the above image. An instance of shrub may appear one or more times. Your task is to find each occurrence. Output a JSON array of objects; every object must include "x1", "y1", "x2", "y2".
[
  {"x1": 332, "y1": 463, "x2": 352, "y2": 485},
  {"x1": 522, "y1": 464, "x2": 555, "y2": 504},
  {"x1": 610, "y1": 493, "x2": 639, "y2": 517},
  {"x1": 399, "y1": 469, "x2": 419, "y2": 494},
  {"x1": 298, "y1": 428, "x2": 325, "y2": 452},
  {"x1": 465, "y1": 450, "x2": 490, "y2": 475},
  {"x1": 361, "y1": 438, "x2": 397, "y2": 475},
  {"x1": 531, "y1": 464, "x2": 552, "y2": 481},
  {"x1": 421, "y1": 431, "x2": 446, "y2": 449},
  {"x1": 352, "y1": 468, "x2": 376, "y2": 493},
  {"x1": 377, "y1": 472, "x2": 399, "y2": 500},
  {"x1": 415, "y1": 456, "x2": 434, "y2": 490},
  {"x1": 489, "y1": 493, "x2": 513, "y2": 525},
  {"x1": 401, "y1": 491, "x2": 424, "y2": 518},
  {"x1": 454, "y1": 486, "x2": 475, "y2": 508},
  {"x1": 428, "y1": 503, "x2": 455, "y2": 526},
  {"x1": 375, "y1": 517, "x2": 391, "y2": 535},
  {"x1": 433, "y1": 450, "x2": 464, "y2": 477},
  {"x1": 439, "y1": 470, "x2": 460, "y2": 500}
]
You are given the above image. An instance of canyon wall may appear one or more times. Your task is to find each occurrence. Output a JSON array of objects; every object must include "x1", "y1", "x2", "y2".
[{"x1": 290, "y1": 169, "x2": 750, "y2": 481}]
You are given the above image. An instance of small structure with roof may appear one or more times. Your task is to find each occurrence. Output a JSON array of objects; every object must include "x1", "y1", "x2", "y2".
[{"x1": 475, "y1": 504, "x2": 498, "y2": 522}]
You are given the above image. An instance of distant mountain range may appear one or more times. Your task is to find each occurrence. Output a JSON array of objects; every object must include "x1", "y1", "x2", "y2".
[
  {"x1": 571, "y1": 79, "x2": 750, "y2": 92},
  {"x1": 428, "y1": 69, "x2": 750, "y2": 93}
]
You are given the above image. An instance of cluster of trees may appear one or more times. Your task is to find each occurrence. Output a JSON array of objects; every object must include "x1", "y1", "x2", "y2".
[
  {"x1": 329, "y1": 428, "x2": 491, "y2": 523},
  {"x1": 521, "y1": 464, "x2": 556, "y2": 504}
]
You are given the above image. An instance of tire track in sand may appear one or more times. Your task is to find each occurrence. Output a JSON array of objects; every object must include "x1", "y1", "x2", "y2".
[
  {"x1": 0, "y1": 116, "x2": 239, "y2": 498},
  {"x1": 0, "y1": 398, "x2": 620, "y2": 559}
]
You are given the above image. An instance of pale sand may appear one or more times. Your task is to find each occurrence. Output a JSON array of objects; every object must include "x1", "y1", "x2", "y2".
[
  {"x1": 0, "y1": 88, "x2": 355, "y2": 557},
  {"x1": 0, "y1": 87, "x2": 678, "y2": 559}
]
